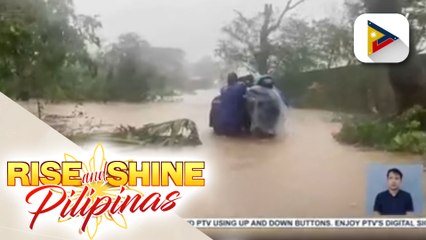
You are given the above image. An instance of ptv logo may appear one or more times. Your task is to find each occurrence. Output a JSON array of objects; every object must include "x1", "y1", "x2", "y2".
[
  {"x1": 354, "y1": 13, "x2": 409, "y2": 63},
  {"x1": 367, "y1": 20, "x2": 399, "y2": 56}
]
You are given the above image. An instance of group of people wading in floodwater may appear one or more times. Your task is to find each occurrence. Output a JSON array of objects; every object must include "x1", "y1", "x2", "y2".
[{"x1": 209, "y1": 72, "x2": 288, "y2": 138}]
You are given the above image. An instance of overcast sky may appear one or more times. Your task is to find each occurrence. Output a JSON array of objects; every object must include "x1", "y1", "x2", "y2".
[{"x1": 74, "y1": 0, "x2": 344, "y2": 63}]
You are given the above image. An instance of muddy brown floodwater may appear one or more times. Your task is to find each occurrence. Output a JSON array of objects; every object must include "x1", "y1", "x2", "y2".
[{"x1": 20, "y1": 90, "x2": 426, "y2": 239}]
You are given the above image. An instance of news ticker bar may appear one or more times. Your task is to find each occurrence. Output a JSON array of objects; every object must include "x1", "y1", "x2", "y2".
[{"x1": 185, "y1": 218, "x2": 426, "y2": 229}]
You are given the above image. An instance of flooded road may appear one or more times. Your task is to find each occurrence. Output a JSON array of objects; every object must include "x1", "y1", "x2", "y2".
[{"x1": 20, "y1": 90, "x2": 426, "y2": 237}]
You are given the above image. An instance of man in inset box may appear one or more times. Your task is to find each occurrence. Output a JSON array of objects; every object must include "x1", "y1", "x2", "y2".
[{"x1": 374, "y1": 168, "x2": 414, "y2": 215}]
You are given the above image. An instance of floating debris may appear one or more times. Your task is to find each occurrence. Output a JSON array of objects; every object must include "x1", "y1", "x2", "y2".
[
  {"x1": 40, "y1": 103, "x2": 202, "y2": 146},
  {"x1": 69, "y1": 118, "x2": 202, "y2": 147}
]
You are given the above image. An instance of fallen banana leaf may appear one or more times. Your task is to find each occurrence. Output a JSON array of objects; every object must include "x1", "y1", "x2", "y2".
[{"x1": 69, "y1": 118, "x2": 202, "y2": 146}]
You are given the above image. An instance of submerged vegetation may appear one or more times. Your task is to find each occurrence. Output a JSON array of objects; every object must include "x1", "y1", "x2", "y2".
[{"x1": 335, "y1": 106, "x2": 426, "y2": 154}]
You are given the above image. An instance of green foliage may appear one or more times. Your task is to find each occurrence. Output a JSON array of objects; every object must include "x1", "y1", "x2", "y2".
[
  {"x1": 336, "y1": 118, "x2": 398, "y2": 147},
  {"x1": 0, "y1": 0, "x2": 188, "y2": 103},
  {"x1": 273, "y1": 18, "x2": 319, "y2": 73},
  {"x1": 335, "y1": 106, "x2": 426, "y2": 154},
  {"x1": 0, "y1": 0, "x2": 101, "y2": 99}
]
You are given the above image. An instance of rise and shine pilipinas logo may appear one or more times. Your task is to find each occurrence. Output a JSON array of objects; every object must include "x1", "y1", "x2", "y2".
[{"x1": 6, "y1": 144, "x2": 205, "y2": 239}]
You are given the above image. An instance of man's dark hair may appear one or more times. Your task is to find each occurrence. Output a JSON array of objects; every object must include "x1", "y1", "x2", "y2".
[
  {"x1": 387, "y1": 168, "x2": 403, "y2": 179},
  {"x1": 227, "y1": 72, "x2": 238, "y2": 85}
]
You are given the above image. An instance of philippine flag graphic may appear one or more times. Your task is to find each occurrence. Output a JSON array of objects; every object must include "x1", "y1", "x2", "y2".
[{"x1": 354, "y1": 14, "x2": 409, "y2": 63}]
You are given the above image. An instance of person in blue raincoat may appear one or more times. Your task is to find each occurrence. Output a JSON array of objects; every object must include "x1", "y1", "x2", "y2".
[
  {"x1": 213, "y1": 72, "x2": 248, "y2": 136},
  {"x1": 210, "y1": 73, "x2": 253, "y2": 135}
]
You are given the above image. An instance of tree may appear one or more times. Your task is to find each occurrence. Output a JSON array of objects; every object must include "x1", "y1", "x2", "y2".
[
  {"x1": 312, "y1": 19, "x2": 355, "y2": 68},
  {"x1": 347, "y1": 0, "x2": 426, "y2": 52},
  {"x1": 216, "y1": 0, "x2": 305, "y2": 74},
  {"x1": 406, "y1": 0, "x2": 426, "y2": 51},
  {"x1": 360, "y1": 0, "x2": 426, "y2": 113},
  {"x1": 99, "y1": 33, "x2": 154, "y2": 101},
  {"x1": 272, "y1": 18, "x2": 319, "y2": 74},
  {"x1": 272, "y1": 17, "x2": 354, "y2": 76},
  {"x1": 98, "y1": 33, "x2": 189, "y2": 101},
  {"x1": 145, "y1": 47, "x2": 188, "y2": 91},
  {"x1": 0, "y1": 0, "x2": 101, "y2": 104}
]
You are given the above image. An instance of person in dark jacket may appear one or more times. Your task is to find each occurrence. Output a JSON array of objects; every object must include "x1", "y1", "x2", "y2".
[{"x1": 209, "y1": 95, "x2": 222, "y2": 134}]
